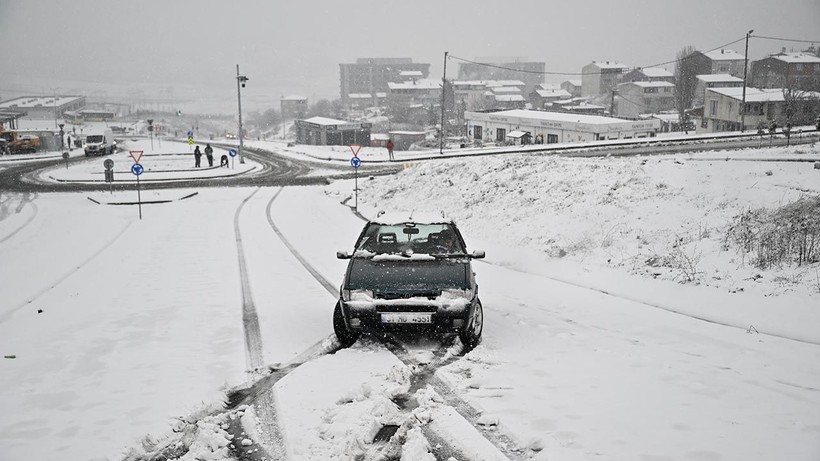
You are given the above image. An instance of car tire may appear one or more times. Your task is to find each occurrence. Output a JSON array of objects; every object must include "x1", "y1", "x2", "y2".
[
  {"x1": 459, "y1": 299, "x2": 483, "y2": 348},
  {"x1": 333, "y1": 302, "x2": 359, "y2": 348}
]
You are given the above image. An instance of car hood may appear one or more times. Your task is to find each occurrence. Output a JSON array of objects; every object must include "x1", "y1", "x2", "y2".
[{"x1": 347, "y1": 257, "x2": 469, "y2": 294}]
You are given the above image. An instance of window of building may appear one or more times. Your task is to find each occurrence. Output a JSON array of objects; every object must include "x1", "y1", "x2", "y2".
[
  {"x1": 496, "y1": 128, "x2": 506, "y2": 142},
  {"x1": 709, "y1": 100, "x2": 717, "y2": 116},
  {"x1": 547, "y1": 134, "x2": 558, "y2": 143},
  {"x1": 473, "y1": 126, "x2": 482, "y2": 140}
]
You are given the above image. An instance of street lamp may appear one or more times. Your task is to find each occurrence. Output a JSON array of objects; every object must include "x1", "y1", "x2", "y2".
[
  {"x1": 236, "y1": 64, "x2": 249, "y2": 164},
  {"x1": 58, "y1": 123, "x2": 64, "y2": 150},
  {"x1": 741, "y1": 29, "x2": 754, "y2": 132}
]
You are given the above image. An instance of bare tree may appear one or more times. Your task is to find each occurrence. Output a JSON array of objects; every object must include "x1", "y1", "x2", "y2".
[
  {"x1": 674, "y1": 46, "x2": 698, "y2": 131},
  {"x1": 782, "y1": 86, "x2": 820, "y2": 127}
]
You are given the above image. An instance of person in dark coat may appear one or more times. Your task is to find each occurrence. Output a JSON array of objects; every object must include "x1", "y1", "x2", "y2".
[
  {"x1": 194, "y1": 145, "x2": 202, "y2": 168},
  {"x1": 204, "y1": 144, "x2": 214, "y2": 167},
  {"x1": 386, "y1": 139, "x2": 395, "y2": 161}
]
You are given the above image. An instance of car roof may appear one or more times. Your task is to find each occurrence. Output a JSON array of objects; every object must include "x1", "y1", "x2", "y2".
[{"x1": 369, "y1": 211, "x2": 454, "y2": 225}]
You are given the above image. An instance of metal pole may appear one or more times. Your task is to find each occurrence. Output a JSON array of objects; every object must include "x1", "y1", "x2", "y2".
[
  {"x1": 354, "y1": 168, "x2": 358, "y2": 212},
  {"x1": 741, "y1": 29, "x2": 753, "y2": 132},
  {"x1": 439, "y1": 51, "x2": 448, "y2": 155},
  {"x1": 136, "y1": 175, "x2": 142, "y2": 220},
  {"x1": 237, "y1": 64, "x2": 246, "y2": 164}
]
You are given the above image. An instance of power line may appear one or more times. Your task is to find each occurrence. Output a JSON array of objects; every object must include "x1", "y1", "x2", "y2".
[
  {"x1": 448, "y1": 35, "x2": 759, "y2": 78},
  {"x1": 753, "y1": 35, "x2": 820, "y2": 45}
]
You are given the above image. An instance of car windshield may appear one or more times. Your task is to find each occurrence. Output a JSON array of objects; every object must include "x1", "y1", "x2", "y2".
[
  {"x1": 86, "y1": 135, "x2": 103, "y2": 143},
  {"x1": 355, "y1": 222, "x2": 465, "y2": 255}
]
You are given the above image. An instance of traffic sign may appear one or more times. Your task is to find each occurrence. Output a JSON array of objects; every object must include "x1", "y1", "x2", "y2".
[
  {"x1": 129, "y1": 150, "x2": 144, "y2": 163},
  {"x1": 228, "y1": 149, "x2": 237, "y2": 157},
  {"x1": 187, "y1": 130, "x2": 193, "y2": 137},
  {"x1": 104, "y1": 159, "x2": 114, "y2": 170},
  {"x1": 350, "y1": 157, "x2": 361, "y2": 169},
  {"x1": 349, "y1": 144, "x2": 362, "y2": 157},
  {"x1": 188, "y1": 138, "x2": 194, "y2": 145},
  {"x1": 131, "y1": 163, "x2": 144, "y2": 176}
]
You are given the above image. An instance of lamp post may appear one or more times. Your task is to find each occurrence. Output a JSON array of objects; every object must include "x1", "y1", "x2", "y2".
[
  {"x1": 741, "y1": 29, "x2": 754, "y2": 132},
  {"x1": 236, "y1": 64, "x2": 249, "y2": 164},
  {"x1": 58, "y1": 123, "x2": 64, "y2": 150}
]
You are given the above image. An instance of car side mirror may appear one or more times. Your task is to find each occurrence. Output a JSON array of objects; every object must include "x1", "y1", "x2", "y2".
[
  {"x1": 471, "y1": 250, "x2": 485, "y2": 259},
  {"x1": 337, "y1": 251, "x2": 351, "y2": 259}
]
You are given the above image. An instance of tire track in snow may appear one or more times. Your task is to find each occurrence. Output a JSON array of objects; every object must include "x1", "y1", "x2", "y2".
[
  {"x1": 0, "y1": 192, "x2": 38, "y2": 244},
  {"x1": 0, "y1": 219, "x2": 134, "y2": 324},
  {"x1": 233, "y1": 187, "x2": 265, "y2": 370}
]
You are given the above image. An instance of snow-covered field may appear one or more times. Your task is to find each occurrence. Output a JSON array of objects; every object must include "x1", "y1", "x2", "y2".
[{"x1": 1, "y1": 139, "x2": 819, "y2": 460}]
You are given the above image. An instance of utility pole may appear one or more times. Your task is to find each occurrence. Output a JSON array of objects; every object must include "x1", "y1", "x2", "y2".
[
  {"x1": 741, "y1": 29, "x2": 754, "y2": 132},
  {"x1": 236, "y1": 64, "x2": 249, "y2": 164},
  {"x1": 439, "y1": 51, "x2": 448, "y2": 155}
]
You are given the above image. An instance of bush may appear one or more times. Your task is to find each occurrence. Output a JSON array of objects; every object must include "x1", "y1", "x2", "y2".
[{"x1": 726, "y1": 196, "x2": 820, "y2": 269}]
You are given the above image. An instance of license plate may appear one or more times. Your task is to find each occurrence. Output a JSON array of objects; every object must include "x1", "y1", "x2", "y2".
[{"x1": 380, "y1": 312, "x2": 432, "y2": 324}]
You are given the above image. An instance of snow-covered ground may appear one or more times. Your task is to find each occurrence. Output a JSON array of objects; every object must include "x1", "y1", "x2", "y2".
[{"x1": 1, "y1": 138, "x2": 819, "y2": 460}]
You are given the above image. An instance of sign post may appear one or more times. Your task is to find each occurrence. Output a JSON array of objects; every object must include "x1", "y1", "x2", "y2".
[
  {"x1": 228, "y1": 148, "x2": 237, "y2": 169},
  {"x1": 349, "y1": 144, "x2": 362, "y2": 212},
  {"x1": 104, "y1": 158, "x2": 114, "y2": 194},
  {"x1": 187, "y1": 130, "x2": 194, "y2": 152},
  {"x1": 62, "y1": 151, "x2": 69, "y2": 169},
  {"x1": 129, "y1": 150, "x2": 144, "y2": 220}
]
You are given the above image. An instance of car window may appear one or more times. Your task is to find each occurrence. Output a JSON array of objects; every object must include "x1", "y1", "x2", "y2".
[{"x1": 356, "y1": 223, "x2": 465, "y2": 255}]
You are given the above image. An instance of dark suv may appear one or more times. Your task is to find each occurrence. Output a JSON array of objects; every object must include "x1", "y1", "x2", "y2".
[{"x1": 334, "y1": 212, "x2": 485, "y2": 347}]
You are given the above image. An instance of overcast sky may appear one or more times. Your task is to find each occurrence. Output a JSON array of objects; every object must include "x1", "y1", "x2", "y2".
[{"x1": 1, "y1": 0, "x2": 818, "y2": 113}]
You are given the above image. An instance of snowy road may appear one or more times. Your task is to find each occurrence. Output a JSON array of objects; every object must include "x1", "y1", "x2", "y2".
[{"x1": 1, "y1": 167, "x2": 819, "y2": 460}]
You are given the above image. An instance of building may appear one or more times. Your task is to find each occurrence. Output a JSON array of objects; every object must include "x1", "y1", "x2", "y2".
[
  {"x1": 280, "y1": 95, "x2": 308, "y2": 120},
  {"x1": 622, "y1": 67, "x2": 675, "y2": 84},
  {"x1": 529, "y1": 87, "x2": 572, "y2": 109},
  {"x1": 693, "y1": 74, "x2": 743, "y2": 108},
  {"x1": 700, "y1": 86, "x2": 820, "y2": 132},
  {"x1": 688, "y1": 49, "x2": 746, "y2": 78},
  {"x1": 457, "y1": 57, "x2": 545, "y2": 95},
  {"x1": 465, "y1": 109, "x2": 660, "y2": 145},
  {"x1": 581, "y1": 61, "x2": 630, "y2": 98},
  {"x1": 0, "y1": 96, "x2": 86, "y2": 120},
  {"x1": 751, "y1": 51, "x2": 820, "y2": 91},
  {"x1": 339, "y1": 58, "x2": 430, "y2": 105},
  {"x1": 386, "y1": 79, "x2": 441, "y2": 107},
  {"x1": 560, "y1": 80, "x2": 582, "y2": 98},
  {"x1": 615, "y1": 81, "x2": 675, "y2": 118},
  {"x1": 294, "y1": 116, "x2": 371, "y2": 146}
]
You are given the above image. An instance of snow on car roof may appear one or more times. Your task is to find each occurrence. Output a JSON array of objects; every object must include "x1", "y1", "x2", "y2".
[{"x1": 369, "y1": 211, "x2": 453, "y2": 225}]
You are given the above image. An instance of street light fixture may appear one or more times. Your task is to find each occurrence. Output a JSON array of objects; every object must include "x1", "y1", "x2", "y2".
[
  {"x1": 236, "y1": 64, "x2": 249, "y2": 164},
  {"x1": 741, "y1": 29, "x2": 754, "y2": 132}
]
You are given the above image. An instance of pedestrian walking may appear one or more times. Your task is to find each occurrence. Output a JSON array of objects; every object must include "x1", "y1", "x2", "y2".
[
  {"x1": 194, "y1": 145, "x2": 202, "y2": 168},
  {"x1": 386, "y1": 139, "x2": 395, "y2": 161},
  {"x1": 204, "y1": 144, "x2": 214, "y2": 167}
]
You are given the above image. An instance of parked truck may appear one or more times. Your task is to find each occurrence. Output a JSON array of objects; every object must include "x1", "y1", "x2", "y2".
[
  {"x1": 0, "y1": 127, "x2": 41, "y2": 154},
  {"x1": 84, "y1": 128, "x2": 116, "y2": 156}
]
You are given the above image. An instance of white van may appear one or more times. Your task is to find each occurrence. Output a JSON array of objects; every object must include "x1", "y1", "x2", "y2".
[{"x1": 84, "y1": 128, "x2": 116, "y2": 156}]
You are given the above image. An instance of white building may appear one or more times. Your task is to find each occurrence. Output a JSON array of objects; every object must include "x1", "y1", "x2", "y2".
[{"x1": 465, "y1": 109, "x2": 660, "y2": 145}]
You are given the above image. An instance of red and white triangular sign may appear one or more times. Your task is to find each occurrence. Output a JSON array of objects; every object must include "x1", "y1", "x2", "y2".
[
  {"x1": 129, "y1": 150, "x2": 144, "y2": 163},
  {"x1": 349, "y1": 144, "x2": 362, "y2": 157}
]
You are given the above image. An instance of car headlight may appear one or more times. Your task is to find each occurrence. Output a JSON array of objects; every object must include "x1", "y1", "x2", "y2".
[
  {"x1": 342, "y1": 289, "x2": 373, "y2": 302},
  {"x1": 441, "y1": 288, "x2": 474, "y2": 301}
]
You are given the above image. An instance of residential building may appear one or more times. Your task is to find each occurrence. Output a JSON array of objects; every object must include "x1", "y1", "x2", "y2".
[
  {"x1": 694, "y1": 74, "x2": 743, "y2": 108},
  {"x1": 751, "y1": 51, "x2": 820, "y2": 91},
  {"x1": 465, "y1": 109, "x2": 660, "y2": 145},
  {"x1": 622, "y1": 67, "x2": 675, "y2": 84},
  {"x1": 457, "y1": 57, "x2": 545, "y2": 95},
  {"x1": 295, "y1": 116, "x2": 372, "y2": 146},
  {"x1": 280, "y1": 95, "x2": 308, "y2": 120},
  {"x1": 703, "y1": 87, "x2": 786, "y2": 132},
  {"x1": 530, "y1": 87, "x2": 572, "y2": 109},
  {"x1": 339, "y1": 58, "x2": 430, "y2": 105},
  {"x1": 688, "y1": 49, "x2": 746, "y2": 78},
  {"x1": 581, "y1": 61, "x2": 630, "y2": 98},
  {"x1": 560, "y1": 80, "x2": 582, "y2": 98},
  {"x1": 616, "y1": 81, "x2": 675, "y2": 119}
]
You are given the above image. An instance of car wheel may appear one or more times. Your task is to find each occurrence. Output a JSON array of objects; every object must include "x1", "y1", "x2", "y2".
[
  {"x1": 333, "y1": 302, "x2": 359, "y2": 348},
  {"x1": 459, "y1": 299, "x2": 483, "y2": 348}
]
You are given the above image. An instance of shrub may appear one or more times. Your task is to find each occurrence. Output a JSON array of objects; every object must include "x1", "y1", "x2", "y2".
[{"x1": 726, "y1": 196, "x2": 820, "y2": 269}]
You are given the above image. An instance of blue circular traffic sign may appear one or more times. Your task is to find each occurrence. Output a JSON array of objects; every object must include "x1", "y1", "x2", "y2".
[
  {"x1": 187, "y1": 130, "x2": 193, "y2": 137},
  {"x1": 131, "y1": 163, "x2": 144, "y2": 176},
  {"x1": 228, "y1": 149, "x2": 238, "y2": 157},
  {"x1": 350, "y1": 157, "x2": 361, "y2": 169}
]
